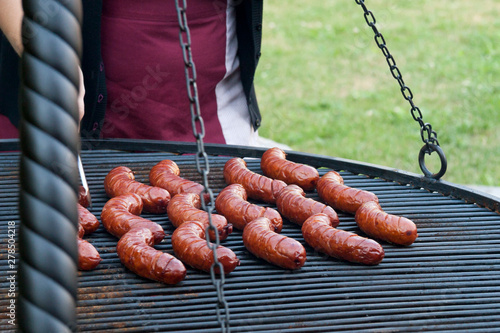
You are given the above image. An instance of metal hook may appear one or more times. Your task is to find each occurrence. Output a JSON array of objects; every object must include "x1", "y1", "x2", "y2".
[{"x1": 418, "y1": 143, "x2": 447, "y2": 180}]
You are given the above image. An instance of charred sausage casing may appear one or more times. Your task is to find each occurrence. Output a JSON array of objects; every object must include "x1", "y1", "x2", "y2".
[
  {"x1": 149, "y1": 160, "x2": 209, "y2": 203},
  {"x1": 223, "y1": 157, "x2": 287, "y2": 204},
  {"x1": 261, "y1": 147, "x2": 319, "y2": 191},
  {"x1": 317, "y1": 171, "x2": 379, "y2": 214},
  {"x1": 167, "y1": 192, "x2": 232, "y2": 241},
  {"x1": 172, "y1": 221, "x2": 239, "y2": 274},
  {"x1": 215, "y1": 183, "x2": 283, "y2": 232},
  {"x1": 104, "y1": 166, "x2": 171, "y2": 213},
  {"x1": 117, "y1": 227, "x2": 186, "y2": 284},
  {"x1": 355, "y1": 201, "x2": 418, "y2": 246},
  {"x1": 242, "y1": 217, "x2": 306, "y2": 270},
  {"x1": 302, "y1": 213, "x2": 385, "y2": 265},
  {"x1": 101, "y1": 193, "x2": 165, "y2": 244},
  {"x1": 276, "y1": 185, "x2": 339, "y2": 227}
]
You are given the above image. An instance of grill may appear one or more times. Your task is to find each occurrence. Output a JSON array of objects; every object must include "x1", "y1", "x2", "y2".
[{"x1": 2, "y1": 139, "x2": 500, "y2": 332}]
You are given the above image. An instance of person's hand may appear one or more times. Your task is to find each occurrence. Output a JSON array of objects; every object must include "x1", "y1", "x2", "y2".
[{"x1": 78, "y1": 66, "x2": 85, "y2": 127}]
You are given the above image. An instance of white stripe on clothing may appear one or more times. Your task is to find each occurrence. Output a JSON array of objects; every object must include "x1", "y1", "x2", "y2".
[{"x1": 215, "y1": 1, "x2": 260, "y2": 146}]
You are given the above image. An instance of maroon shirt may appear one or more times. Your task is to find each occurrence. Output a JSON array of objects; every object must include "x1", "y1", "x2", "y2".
[
  {"x1": 100, "y1": 0, "x2": 235, "y2": 143},
  {"x1": 0, "y1": 114, "x2": 18, "y2": 139},
  {"x1": 1, "y1": 0, "x2": 254, "y2": 144}
]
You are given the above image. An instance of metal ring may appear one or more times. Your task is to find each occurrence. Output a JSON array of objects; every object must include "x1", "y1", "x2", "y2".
[{"x1": 418, "y1": 143, "x2": 447, "y2": 180}]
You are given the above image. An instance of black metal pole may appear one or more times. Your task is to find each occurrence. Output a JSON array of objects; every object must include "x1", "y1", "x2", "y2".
[{"x1": 17, "y1": 0, "x2": 82, "y2": 331}]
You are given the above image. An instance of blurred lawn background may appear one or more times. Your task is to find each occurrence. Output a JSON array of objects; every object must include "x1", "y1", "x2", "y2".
[{"x1": 254, "y1": 0, "x2": 500, "y2": 186}]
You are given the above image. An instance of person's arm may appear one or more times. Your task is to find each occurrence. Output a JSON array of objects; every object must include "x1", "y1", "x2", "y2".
[
  {"x1": 0, "y1": 0, "x2": 24, "y2": 55},
  {"x1": 0, "y1": 0, "x2": 85, "y2": 123}
]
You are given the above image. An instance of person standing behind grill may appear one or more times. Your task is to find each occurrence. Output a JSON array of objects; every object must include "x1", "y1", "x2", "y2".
[{"x1": 0, "y1": 0, "x2": 288, "y2": 148}]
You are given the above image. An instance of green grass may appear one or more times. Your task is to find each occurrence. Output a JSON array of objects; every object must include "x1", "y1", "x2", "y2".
[{"x1": 255, "y1": 0, "x2": 500, "y2": 186}]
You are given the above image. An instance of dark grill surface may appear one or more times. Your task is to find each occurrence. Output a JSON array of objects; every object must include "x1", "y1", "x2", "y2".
[{"x1": 2, "y1": 146, "x2": 500, "y2": 332}]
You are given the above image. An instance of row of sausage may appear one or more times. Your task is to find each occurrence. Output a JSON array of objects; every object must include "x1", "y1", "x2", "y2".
[{"x1": 76, "y1": 147, "x2": 418, "y2": 284}]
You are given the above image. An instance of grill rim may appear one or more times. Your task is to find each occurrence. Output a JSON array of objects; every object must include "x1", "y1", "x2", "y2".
[{"x1": 1, "y1": 137, "x2": 499, "y2": 211}]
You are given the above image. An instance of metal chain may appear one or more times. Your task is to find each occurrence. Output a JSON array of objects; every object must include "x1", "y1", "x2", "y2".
[
  {"x1": 175, "y1": 1, "x2": 231, "y2": 331},
  {"x1": 354, "y1": 0, "x2": 440, "y2": 147},
  {"x1": 355, "y1": 0, "x2": 447, "y2": 179}
]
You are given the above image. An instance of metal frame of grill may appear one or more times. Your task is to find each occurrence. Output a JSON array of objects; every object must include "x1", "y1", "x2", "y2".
[{"x1": 2, "y1": 138, "x2": 500, "y2": 332}]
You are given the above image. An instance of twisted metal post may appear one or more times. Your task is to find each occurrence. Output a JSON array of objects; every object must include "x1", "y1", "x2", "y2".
[{"x1": 17, "y1": 0, "x2": 82, "y2": 331}]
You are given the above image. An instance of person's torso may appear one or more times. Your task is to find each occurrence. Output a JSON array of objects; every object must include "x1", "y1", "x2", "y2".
[{"x1": 100, "y1": 0, "x2": 254, "y2": 144}]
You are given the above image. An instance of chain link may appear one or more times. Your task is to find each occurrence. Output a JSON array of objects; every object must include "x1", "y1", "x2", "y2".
[
  {"x1": 175, "y1": 1, "x2": 230, "y2": 331},
  {"x1": 354, "y1": 0, "x2": 440, "y2": 148}
]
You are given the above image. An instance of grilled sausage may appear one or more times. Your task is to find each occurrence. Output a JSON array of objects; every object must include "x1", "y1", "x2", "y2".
[
  {"x1": 223, "y1": 157, "x2": 287, "y2": 204},
  {"x1": 215, "y1": 183, "x2": 283, "y2": 232},
  {"x1": 171, "y1": 221, "x2": 239, "y2": 274},
  {"x1": 242, "y1": 217, "x2": 307, "y2": 270},
  {"x1": 78, "y1": 185, "x2": 90, "y2": 208},
  {"x1": 101, "y1": 193, "x2": 165, "y2": 244},
  {"x1": 261, "y1": 147, "x2": 319, "y2": 191},
  {"x1": 77, "y1": 239, "x2": 101, "y2": 271},
  {"x1": 355, "y1": 201, "x2": 418, "y2": 246},
  {"x1": 78, "y1": 203, "x2": 100, "y2": 234},
  {"x1": 149, "y1": 159, "x2": 209, "y2": 203},
  {"x1": 317, "y1": 171, "x2": 379, "y2": 214},
  {"x1": 117, "y1": 227, "x2": 186, "y2": 284},
  {"x1": 104, "y1": 166, "x2": 171, "y2": 214},
  {"x1": 167, "y1": 193, "x2": 232, "y2": 241},
  {"x1": 77, "y1": 204, "x2": 101, "y2": 270},
  {"x1": 302, "y1": 213, "x2": 385, "y2": 265},
  {"x1": 276, "y1": 185, "x2": 339, "y2": 227}
]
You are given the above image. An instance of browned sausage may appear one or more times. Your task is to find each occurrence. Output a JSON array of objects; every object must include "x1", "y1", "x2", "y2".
[
  {"x1": 149, "y1": 159, "x2": 209, "y2": 203},
  {"x1": 171, "y1": 221, "x2": 239, "y2": 274},
  {"x1": 78, "y1": 185, "x2": 90, "y2": 208},
  {"x1": 104, "y1": 166, "x2": 171, "y2": 214},
  {"x1": 116, "y1": 227, "x2": 186, "y2": 284},
  {"x1": 77, "y1": 239, "x2": 101, "y2": 271},
  {"x1": 355, "y1": 201, "x2": 418, "y2": 246},
  {"x1": 302, "y1": 213, "x2": 385, "y2": 265},
  {"x1": 242, "y1": 217, "x2": 306, "y2": 270},
  {"x1": 215, "y1": 183, "x2": 283, "y2": 232},
  {"x1": 261, "y1": 147, "x2": 319, "y2": 191},
  {"x1": 77, "y1": 205, "x2": 101, "y2": 270},
  {"x1": 101, "y1": 193, "x2": 165, "y2": 244},
  {"x1": 276, "y1": 185, "x2": 339, "y2": 227},
  {"x1": 78, "y1": 203, "x2": 100, "y2": 234},
  {"x1": 223, "y1": 157, "x2": 287, "y2": 204},
  {"x1": 317, "y1": 171, "x2": 379, "y2": 214},
  {"x1": 77, "y1": 223, "x2": 85, "y2": 239},
  {"x1": 167, "y1": 193, "x2": 232, "y2": 241}
]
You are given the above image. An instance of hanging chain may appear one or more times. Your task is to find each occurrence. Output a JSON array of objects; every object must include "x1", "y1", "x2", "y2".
[
  {"x1": 175, "y1": 1, "x2": 231, "y2": 331},
  {"x1": 354, "y1": 0, "x2": 439, "y2": 146},
  {"x1": 355, "y1": 0, "x2": 447, "y2": 179}
]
